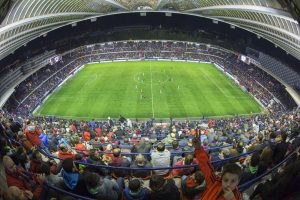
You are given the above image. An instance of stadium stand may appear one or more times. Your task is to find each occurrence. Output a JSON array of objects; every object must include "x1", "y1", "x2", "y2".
[
  {"x1": 0, "y1": 41, "x2": 299, "y2": 200},
  {"x1": 3, "y1": 40, "x2": 296, "y2": 117}
]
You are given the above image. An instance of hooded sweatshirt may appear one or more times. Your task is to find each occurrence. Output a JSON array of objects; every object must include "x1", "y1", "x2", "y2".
[{"x1": 123, "y1": 188, "x2": 150, "y2": 200}]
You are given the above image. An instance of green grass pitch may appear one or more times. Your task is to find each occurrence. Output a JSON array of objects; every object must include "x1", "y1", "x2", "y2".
[{"x1": 34, "y1": 61, "x2": 262, "y2": 119}]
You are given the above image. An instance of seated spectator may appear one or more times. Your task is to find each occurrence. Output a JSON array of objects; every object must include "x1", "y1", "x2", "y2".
[
  {"x1": 58, "y1": 144, "x2": 74, "y2": 160},
  {"x1": 181, "y1": 171, "x2": 206, "y2": 199},
  {"x1": 3, "y1": 155, "x2": 30, "y2": 190},
  {"x1": 84, "y1": 172, "x2": 121, "y2": 200},
  {"x1": 111, "y1": 147, "x2": 130, "y2": 177},
  {"x1": 193, "y1": 134, "x2": 242, "y2": 200},
  {"x1": 74, "y1": 139, "x2": 89, "y2": 156},
  {"x1": 272, "y1": 132, "x2": 289, "y2": 165},
  {"x1": 10, "y1": 146, "x2": 29, "y2": 170},
  {"x1": 39, "y1": 163, "x2": 63, "y2": 200},
  {"x1": 6, "y1": 186, "x2": 35, "y2": 200},
  {"x1": 151, "y1": 142, "x2": 171, "y2": 176},
  {"x1": 123, "y1": 179, "x2": 151, "y2": 200},
  {"x1": 240, "y1": 152, "x2": 260, "y2": 184},
  {"x1": 149, "y1": 175, "x2": 180, "y2": 200},
  {"x1": 86, "y1": 149, "x2": 108, "y2": 175},
  {"x1": 29, "y1": 150, "x2": 43, "y2": 173},
  {"x1": 17, "y1": 132, "x2": 33, "y2": 152},
  {"x1": 182, "y1": 139, "x2": 195, "y2": 152},
  {"x1": 3, "y1": 156, "x2": 44, "y2": 199},
  {"x1": 161, "y1": 132, "x2": 176, "y2": 145},
  {"x1": 130, "y1": 154, "x2": 152, "y2": 178},
  {"x1": 172, "y1": 154, "x2": 198, "y2": 177},
  {"x1": 170, "y1": 140, "x2": 182, "y2": 165},
  {"x1": 131, "y1": 138, "x2": 152, "y2": 160},
  {"x1": 104, "y1": 144, "x2": 114, "y2": 159},
  {"x1": 82, "y1": 129, "x2": 91, "y2": 141},
  {"x1": 179, "y1": 133, "x2": 188, "y2": 147},
  {"x1": 257, "y1": 146, "x2": 273, "y2": 176},
  {"x1": 60, "y1": 158, "x2": 87, "y2": 195},
  {"x1": 250, "y1": 159, "x2": 300, "y2": 200}
]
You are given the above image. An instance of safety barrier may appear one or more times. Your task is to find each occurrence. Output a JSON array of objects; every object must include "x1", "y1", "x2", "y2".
[{"x1": 6, "y1": 136, "x2": 297, "y2": 200}]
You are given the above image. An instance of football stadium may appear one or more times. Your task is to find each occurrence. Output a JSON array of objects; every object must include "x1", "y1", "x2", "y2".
[{"x1": 0, "y1": 1, "x2": 300, "y2": 200}]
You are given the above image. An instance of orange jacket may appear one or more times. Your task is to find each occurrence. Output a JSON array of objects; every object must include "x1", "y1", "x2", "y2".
[
  {"x1": 24, "y1": 127, "x2": 41, "y2": 146},
  {"x1": 58, "y1": 150, "x2": 75, "y2": 160},
  {"x1": 75, "y1": 143, "x2": 89, "y2": 156},
  {"x1": 195, "y1": 147, "x2": 242, "y2": 200},
  {"x1": 82, "y1": 131, "x2": 91, "y2": 141}
]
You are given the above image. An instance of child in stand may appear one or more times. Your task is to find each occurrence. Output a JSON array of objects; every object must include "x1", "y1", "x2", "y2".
[{"x1": 192, "y1": 133, "x2": 242, "y2": 200}]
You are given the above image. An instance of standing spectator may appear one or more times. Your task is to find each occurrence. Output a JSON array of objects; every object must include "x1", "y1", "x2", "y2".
[
  {"x1": 24, "y1": 124, "x2": 41, "y2": 147},
  {"x1": 151, "y1": 143, "x2": 171, "y2": 176}
]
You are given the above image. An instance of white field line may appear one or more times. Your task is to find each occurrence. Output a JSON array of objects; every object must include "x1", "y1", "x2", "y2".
[{"x1": 150, "y1": 62, "x2": 155, "y2": 118}]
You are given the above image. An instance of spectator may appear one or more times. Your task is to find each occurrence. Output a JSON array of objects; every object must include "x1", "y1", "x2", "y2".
[
  {"x1": 272, "y1": 132, "x2": 289, "y2": 165},
  {"x1": 250, "y1": 159, "x2": 300, "y2": 200},
  {"x1": 58, "y1": 144, "x2": 74, "y2": 160},
  {"x1": 84, "y1": 172, "x2": 121, "y2": 200},
  {"x1": 24, "y1": 124, "x2": 41, "y2": 147},
  {"x1": 149, "y1": 175, "x2": 180, "y2": 200},
  {"x1": 151, "y1": 142, "x2": 171, "y2": 176},
  {"x1": 172, "y1": 154, "x2": 198, "y2": 177},
  {"x1": 240, "y1": 152, "x2": 260, "y2": 184},
  {"x1": 60, "y1": 158, "x2": 86, "y2": 195},
  {"x1": 181, "y1": 171, "x2": 206, "y2": 199},
  {"x1": 111, "y1": 147, "x2": 130, "y2": 177},
  {"x1": 170, "y1": 140, "x2": 182, "y2": 165},
  {"x1": 6, "y1": 186, "x2": 35, "y2": 200},
  {"x1": 193, "y1": 135, "x2": 242, "y2": 200},
  {"x1": 131, "y1": 138, "x2": 152, "y2": 160},
  {"x1": 123, "y1": 179, "x2": 151, "y2": 200},
  {"x1": 130, "y1": 154, "x2": 152, "y2": 178},
  {"x1": 3, "y1": 156, "x2": 44, "y2": 199},
  {"x1": 29, "y1": 150, "x2": 43, "y2": 173}
]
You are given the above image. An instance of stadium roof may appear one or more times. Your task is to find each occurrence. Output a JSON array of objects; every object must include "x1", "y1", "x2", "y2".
[{"x1": 0, "y1": 0, "x2": 300, "y2": 61}]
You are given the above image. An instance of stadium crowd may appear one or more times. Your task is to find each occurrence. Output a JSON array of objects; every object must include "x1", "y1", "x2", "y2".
[
  {"x1": 4, "y1": 41, "x2": 296, "y2": 117},
  {"x1": 0, "y1": 106, "x2": 300, "y2": 199}
]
